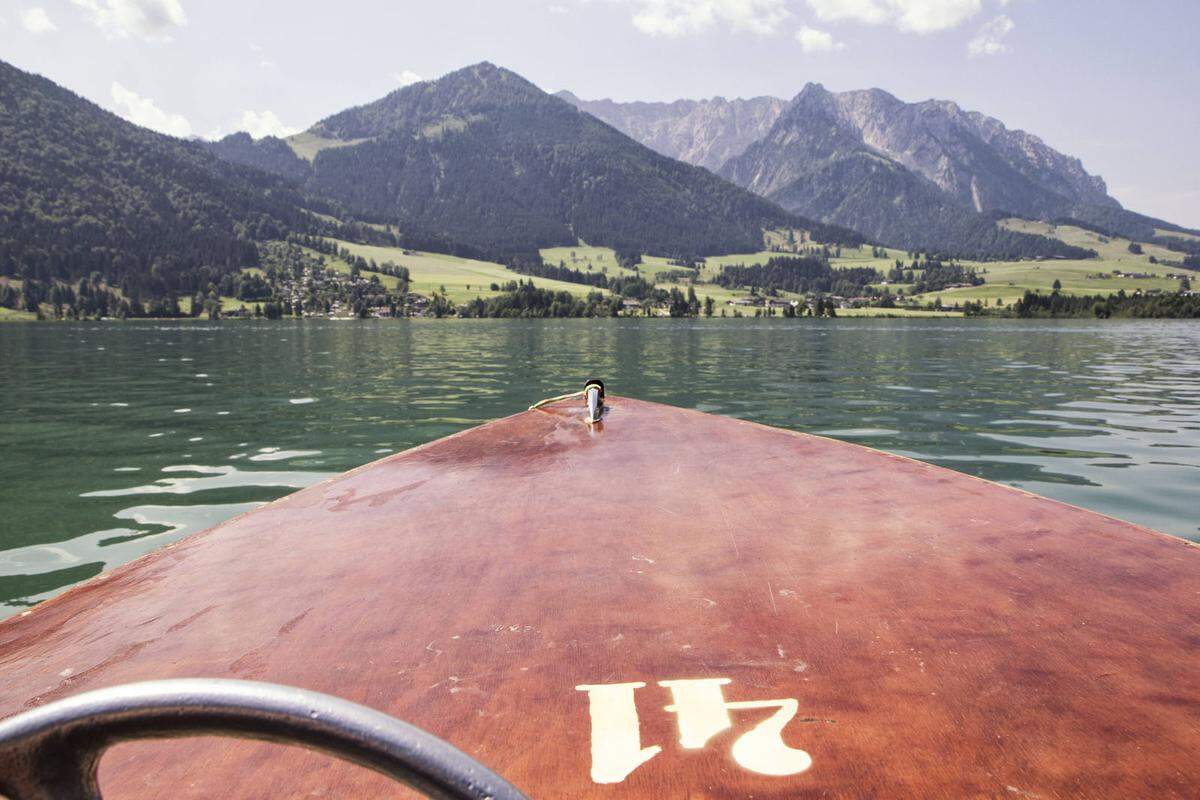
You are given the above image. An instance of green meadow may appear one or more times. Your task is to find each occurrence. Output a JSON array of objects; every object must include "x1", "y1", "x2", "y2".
[
  {"x1": 331, "y1": 240, "x2": 598, "y2": 303},
  {"x1": 898, "y1": 221, "x2": 1191, "y2": 307},
  {"x1": 286, "y1": 132, "x2": 368, "y2": 161},
  {"x1": 0, "y1": 306, "x2": 35, "y2": 322},
  {"x1": 1000, "y1": 219, "x2": 1181, "y2": 264}
]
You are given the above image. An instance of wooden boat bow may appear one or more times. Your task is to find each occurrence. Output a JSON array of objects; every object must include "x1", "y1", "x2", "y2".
[{"x1": 0, "y1": 393, "x2": 1198, "y2": 798}]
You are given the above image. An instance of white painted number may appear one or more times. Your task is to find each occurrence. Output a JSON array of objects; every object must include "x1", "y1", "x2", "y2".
[
  {"x1": 575, "y1": 678, "x2": 813, "y2": 785},
  {"x1": 574, "y1": 682, "x2": 663, "y2": 784}
]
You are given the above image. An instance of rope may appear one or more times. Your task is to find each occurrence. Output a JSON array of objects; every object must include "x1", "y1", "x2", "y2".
[
  {"x1": 527, "y1": 390, "x2": 585, "y2": 411},
  {"x1": 528, "y1": 382, "x2": 605, "y2": 418}
]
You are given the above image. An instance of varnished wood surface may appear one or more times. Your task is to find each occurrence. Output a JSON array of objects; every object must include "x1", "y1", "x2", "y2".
[{"x1": 1, "y1": 397, "x2": 1198, "y2": 798}]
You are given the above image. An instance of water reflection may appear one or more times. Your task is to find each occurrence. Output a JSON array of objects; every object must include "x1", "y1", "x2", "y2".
[
  {"x1": 80, "y1": 463, "x2": 332, "y2": 497},
  {"x1": 0, "y1": 502, "x2": 261, "y2": 612},
  {"x1": 0, "y1": 318, "x2": 1198, "y2": 618}
]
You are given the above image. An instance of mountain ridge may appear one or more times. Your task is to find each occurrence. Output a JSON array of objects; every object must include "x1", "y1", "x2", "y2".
[
  {"x1": 718, "y1": 83, "x2": 1087, "y2": 259},
  {"x1": 556, "y1": 91, "x2": 785, "y2": 173},
  {"x1": 207, "y1": 62, "x2": 863, "y2": 258},
  {"x1": 563, "y1": 81, "x2": 1197, "y2": 255}
]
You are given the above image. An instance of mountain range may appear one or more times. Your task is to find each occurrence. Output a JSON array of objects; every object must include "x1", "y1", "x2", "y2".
[
  {"x1": 206, "y1": 63, "x2": 856, "y2": 258},
  {"x1": 564, "y1": 84, "x2": 1197, "y2": 256},
  {"x1": 3, "y1": 56, "x2": 1197, "y2": 303}
]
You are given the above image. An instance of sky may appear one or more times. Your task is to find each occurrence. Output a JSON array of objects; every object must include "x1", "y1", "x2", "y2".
[{"x1": 2, "y1": 0, "x2": 1198, "y2": 227}]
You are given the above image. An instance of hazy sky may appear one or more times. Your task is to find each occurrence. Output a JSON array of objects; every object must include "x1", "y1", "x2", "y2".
[{"x1": 2, "y1": 0, "x2": 1197, "y2": 227}]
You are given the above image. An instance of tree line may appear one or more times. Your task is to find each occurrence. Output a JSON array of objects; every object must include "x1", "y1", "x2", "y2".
[
  {"x1": 1011, "y1": 290, "x2": 1200, "y2": 319},
  {"x1": 713, "y1": 256, "x2": 881, "y2": 296}
]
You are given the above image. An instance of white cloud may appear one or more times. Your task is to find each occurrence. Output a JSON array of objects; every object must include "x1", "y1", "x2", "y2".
[
  {"x1": 393, "y1": 69, "x2": 424, "y2": 86},
  {"x1": 893, "y1": 0, "x2": 980, "y2": 33},
  {"x1": 20, "y1": 7, "x2": 58, "y2": 34},
  {"x1": 71, "y1": 0, "x2": 187, "y2": 41},
  {"x1": 805, "y1": 0, "x2": 886, "y2": 24},
  {"x1": 629, "y1": 0, "x2": 789, "y2": 37},
  {"x1": 237, "y1": 110, "x2": 300, "y2": 139},
  {"x1": 967, "y1": 14, "x2": 1013, "y2": 56},
  {"x1": 805, "y1": 0, "x2": 981, "y2": 33},
  {"x1": 548, "y1": 3, "x2": 569, "y2": 12},
  {"x1": 796, "y1": 25, "x2": 845, "y2": 52},
  {"x1": 204, "y1": 110, "x2": 300, "y2": 141},
  {"x1": 110, "y1": 82, "x2": 192, "y2": 137}
]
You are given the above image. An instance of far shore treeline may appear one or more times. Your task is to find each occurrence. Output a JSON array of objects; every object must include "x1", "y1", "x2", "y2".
[{"x1": 6, "y1": 244, "x2": 1199, "y2": 320}]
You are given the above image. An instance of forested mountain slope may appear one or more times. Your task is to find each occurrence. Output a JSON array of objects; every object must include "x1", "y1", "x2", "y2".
[{"x1": 0, "y1": 59, "x2": 316, "y2": 298}]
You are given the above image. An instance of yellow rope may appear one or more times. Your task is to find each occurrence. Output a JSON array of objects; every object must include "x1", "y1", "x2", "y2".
[{"x1": 528, "y1": 390, "x2": 585, "y2": 411}]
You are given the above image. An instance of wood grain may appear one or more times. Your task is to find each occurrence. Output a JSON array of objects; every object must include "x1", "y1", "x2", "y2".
[{"x1": 0, "y1": 397, "x2": 1197, "y2": 798}]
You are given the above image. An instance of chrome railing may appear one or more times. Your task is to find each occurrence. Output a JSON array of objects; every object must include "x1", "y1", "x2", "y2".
[{"x1": 0, "y1": 679, "x2": 528, "y2": 800}]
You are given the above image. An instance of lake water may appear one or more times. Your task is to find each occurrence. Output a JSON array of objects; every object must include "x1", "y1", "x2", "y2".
[{"x1": 2, "y1": 319, "x2": 1198, "y2": 619}]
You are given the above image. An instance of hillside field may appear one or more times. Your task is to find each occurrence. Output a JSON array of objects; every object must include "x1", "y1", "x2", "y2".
[
  {"x1": 327, "y1": 240, "x2": 600, "y2": 303},
  {"x1": 890, "y1": 221, "x2": 1191, "y2": 306},
  {"x1": 537, "y1": 242, "x2": 928, "y2": 308}
]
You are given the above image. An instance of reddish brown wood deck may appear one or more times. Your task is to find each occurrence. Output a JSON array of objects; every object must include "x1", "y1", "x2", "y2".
[{"x1": 1, "y1": 396, "x2": 1198, "y2": 798}]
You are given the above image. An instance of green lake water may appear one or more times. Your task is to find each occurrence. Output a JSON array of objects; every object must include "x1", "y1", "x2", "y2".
[{"x1": 1, "y1": 318, "x2": 1198, "y2": 619}]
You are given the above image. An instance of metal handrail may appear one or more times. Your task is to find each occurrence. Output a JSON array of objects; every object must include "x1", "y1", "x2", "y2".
[{"x1": 0, "y1": 679, "x2": 529, "y2": 800}]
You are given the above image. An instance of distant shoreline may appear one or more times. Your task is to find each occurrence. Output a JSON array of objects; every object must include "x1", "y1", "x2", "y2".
[{"x1": 9, "y1": 314, "x2": 1200, "y2": 325}]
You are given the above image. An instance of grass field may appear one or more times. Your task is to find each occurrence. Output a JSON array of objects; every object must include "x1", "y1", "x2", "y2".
[
  {"x1": 179, "y1": 295, "x2": 254, "y2": 315},
  {"x1": 314, "y1": 248, "x2": 406, "y2": 290},
  {"x1": 0, "y1": 307, "x2": 35, "y2": 322},
  {"x1": 703, "y1": 234, "x2": 1189, "y2": 309},
  {"x1": 287, "y1": 132, "x2": 368, "y2": 161},
  {"x1": 536, "y1": 242, "x2": 946, "y2": 309},
  {"x1": 540, "y1": 245, "x2": 708, "y2": 282},
  {"x1": 539, "y1": 246, "x2": 636, "y2": 277},
  {"x1": 220, "y1": 296, "x2": 254, "y2": 313},
  {"x1": 1156, "y1": 228, "x2": 1200, "y2": 243},
  {"x1": 1000, "y1": 219, "x2": 1181, "y2": 264},
  {"x1": 637, "y1": 255, "x2": 699, "y2": 281},
  {"x1": 701, "y1": 251, "x2": 778, "y2": 277},
  {"x1": 835, "y1": 306, "x2": 962, "y2": 318},
  {"x1": 720, "y1": 244, "x2": 907, "y2": 277},
  {"x1": 911, "y1": 259, "x2": 1186, "y2": 307},
  {"x1": 538, "y1": 245, "x2": 788, "y2": 306},
  {"x1": 828, "y1": 243, "x2": 909, "y2": 271},
  {"x1": 331, "y1": 240, "x2": 601, "y2": 303},
  {"x1": 809, "y1": 220, "x2": 1196, "y2": 307}
]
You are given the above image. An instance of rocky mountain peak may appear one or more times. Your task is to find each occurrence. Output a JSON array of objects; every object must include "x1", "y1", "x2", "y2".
[{"x1": 559, "y1": 91, "x2": 786, "y2": 172}]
